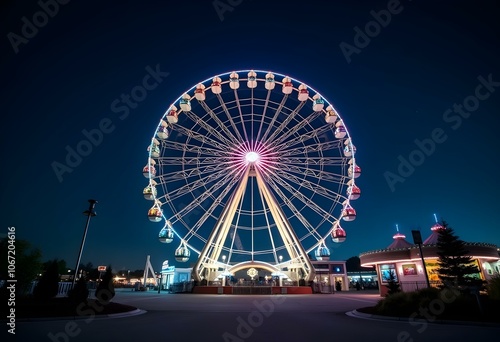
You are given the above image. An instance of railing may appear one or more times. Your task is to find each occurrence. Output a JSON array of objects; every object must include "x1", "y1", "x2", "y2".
[
  {"x1": 170, "y1": 281, "x2": 194, "y2": 293},
  {"x1": 232, "y1": 286, "x2": 272, "y2": 295},
  {"x1": 399, "y1": 281, "x2": 441, "y2": 292},
  {"x1": 27, "y1": 281, "x2": 99, "y2": 297},
  {"x1": 312, "y1": 283, "x2": 334, "y2": 293}
]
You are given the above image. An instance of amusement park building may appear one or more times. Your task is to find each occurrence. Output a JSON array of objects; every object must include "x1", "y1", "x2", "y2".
[{"x1": 359, "y1": 223, "x2": 500, "y2": 296}]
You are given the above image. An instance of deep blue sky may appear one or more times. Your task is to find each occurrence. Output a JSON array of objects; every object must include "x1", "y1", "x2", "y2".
[{"x1": 1, "y1": 0, "x2": 499, "y2": 273}]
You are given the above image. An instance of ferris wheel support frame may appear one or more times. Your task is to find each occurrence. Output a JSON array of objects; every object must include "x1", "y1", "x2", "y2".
[{"x1": 192, "y1": 161, "x2": 315, "y2": 282}]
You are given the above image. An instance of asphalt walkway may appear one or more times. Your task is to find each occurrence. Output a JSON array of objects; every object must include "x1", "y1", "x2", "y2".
[{"x1": 5, "y1": 290, "x2": 500, "y2": 341}]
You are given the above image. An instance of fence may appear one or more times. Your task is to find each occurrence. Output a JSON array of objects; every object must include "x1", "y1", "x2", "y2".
[
  {"x1": 27, "y1": 281, "x2": 99, "y2": 297},
  {"x1": 312, "y1": 283, "x2": 334, "y2": 294},
  {"x1": 169, "y1": 281, "x2": 194, "y2": 293},
  {"x1": 400, "y1": 281, "x2": 442, "y2": 292}
]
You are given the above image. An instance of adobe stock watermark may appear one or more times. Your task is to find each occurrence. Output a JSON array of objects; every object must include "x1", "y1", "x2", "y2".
[
  {"x1": 6, "y1": 0, "x2": 71, "y2": 54},
  {"x1": 384, "y1": 74, "x2": 500, "y2": 192},
  {"x1": 397, "y1": 287, "x2": 460, "y2": 342},
  {"x1": 213, "y1": 0, "x2": 244, "y2": 22},
  {"x1": 222, "y1": 295, "x2": 286, "y2": 341},
  {"x1": 51, "y1": 64, "x2": 169, "y2": 183},
  {"x1": 339, "y1": 0, "x2": 411, "y2": 64}
]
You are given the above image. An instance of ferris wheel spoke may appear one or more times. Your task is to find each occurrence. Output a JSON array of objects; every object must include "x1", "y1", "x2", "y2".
[
  {"x1": 216, "y1": 93, "x2": 244, "y2": 142},
  {"x1": 159, "y1": 167, "x2": 234, "y2": 202},
  {"x1": 275, "y1": 156, "x2": 346, "y2": 166},
  {"x1": 174, "y1": 123, "x2": 236, "y2": 153},
  {"x1": 156, "y1": 156, "x2": 232, "y2": 166},
  {"x1": 272, "y1": 169, "x2": 345, "y2": 203},
  {"x1": 165, "y1": 140, "x2": 232, "y2": 157},
  {"x1": 274, "y1": 140, "x2": 342, "y2": 157},
  {"x1": 272, "y1": 124, "x2": 332, "y2": 152},
  {"x1": 259, "y1": 93, "x2": 289, "y2": 143},
  {"x1": 183, "y1": 110, "x2": 236, "y2": 147},
  {"x1": 255, "y1": 88, "x2": 272, "y2": 143},
  {"x1": 198, "y1": 100, "x2": 241, "y2": 145},
  {"x1": 273, "y1": 163, "x2": 347, "y2": 184},
  {"x1": 168, "y1": 168, "x2": 246, "y2": 226},
  {"x1": 157, "y1": 161, "x2": 235, "y2": 184},
  {"x1": 265, "y1": 173, "x2": 337, "y2": 224},
  {"x1": 268, "y1": 110, "x2": 323, "y2": 148},
  {"x1": 262, "y1": 176, "x2": 324, "y2": 242},
  {"x1": 234, "y1": 89, "x2": 250, "y2": 143},
  {"x1": 263, "y1": 101, "x2": 305, "y2": 146},
  {"x1": 182, "y1": 175, "x2": 243, "y2": 244}
]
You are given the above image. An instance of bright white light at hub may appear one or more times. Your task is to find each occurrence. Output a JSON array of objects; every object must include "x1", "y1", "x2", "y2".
[{"x1": 245, "y1": 151, "x2": 259, "y2": 163}]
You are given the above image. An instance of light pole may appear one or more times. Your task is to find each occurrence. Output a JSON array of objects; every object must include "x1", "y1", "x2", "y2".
[
  {"x1": 411, "y1": 230, "x2": 430, "y2": 289},
  {"x1": 221, "y1": 255, "x2": 227, "y2": 286},
  {"x1": 72, "y1": 199, "x2": 97, "y2": 290},
  {"x1": 278, "y1": 255, "x2": 283, "y2": 286}
]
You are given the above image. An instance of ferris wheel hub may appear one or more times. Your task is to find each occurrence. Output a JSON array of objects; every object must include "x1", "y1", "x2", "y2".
[{"x1": 245, "y1": 151, "x2": 260, "y2": 163}]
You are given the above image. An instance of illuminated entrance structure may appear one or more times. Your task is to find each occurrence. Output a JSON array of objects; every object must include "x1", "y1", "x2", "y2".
[{"x1": 143, "y1": 70, "x2": 361, "y2": 285}]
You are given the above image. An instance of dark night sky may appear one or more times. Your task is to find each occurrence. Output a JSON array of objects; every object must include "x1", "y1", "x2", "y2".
[{"x1": 1, "y1": 0, "x2": 499, "y2": 273}]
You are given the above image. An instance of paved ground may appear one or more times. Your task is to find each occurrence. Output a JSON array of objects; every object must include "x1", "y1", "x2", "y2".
[{"x1": 6, "y1": 289, "x2": 500, "y2": 341}]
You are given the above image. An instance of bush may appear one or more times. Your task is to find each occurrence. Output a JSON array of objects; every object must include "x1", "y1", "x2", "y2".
[
  {"x1": 33, "y1": 260, "x2": 59, "y2": 300},
  {"x1": 95, "y1": 267, "x2": 115, "y2": 304},
  {"x1": 487, "y1": 274, "x2": 500, "y2": 300},
  {"x1": 375, "y1": 291, "x2": 415, "y2": 316},
  {"x1": 68, "y1": 277, "x2": 89, "y2": 304},
  {"x1": 374, "y1": 287, "x2": 441, "y2": 317},
  {"x1": 371, "y1": 286, "x2": 500, "y2": 322}
]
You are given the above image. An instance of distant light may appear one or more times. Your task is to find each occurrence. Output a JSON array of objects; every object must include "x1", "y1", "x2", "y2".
[{"x1": 245, "y1": 151, "x2": 259, "y2": 163}]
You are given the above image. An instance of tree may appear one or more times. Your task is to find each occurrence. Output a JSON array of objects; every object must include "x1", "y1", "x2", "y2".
[
  {"x1": 68, "y1": 276, "x2": 89, "y2": 304},
  {"x1": 0, "y1": 238, "x2": 42, "y2": 296},
  {"x1": 386, "y1": 269, "x2": 401, "y2": 295},
  {"x1": 436, "y1": 221, "x2": 482, "y2": 289},
  {"x1": 77, "y1": 261, "x2": 98, "y2": 280},
  {"x1": 33, "y1": 259, "x2": 59, "y2": 300},
  {"x1": 129, "y1": 269, "x2": 145, "y2": 278},
  {"x1": 345, "y1": 256, "x2": 363, "y2": 272},
  {"x1": 42, "y1": 258, "x2": 67, "y2": 278},
  {"x1": 95, "y1": 266, "x2": 115, "y2": 304}
]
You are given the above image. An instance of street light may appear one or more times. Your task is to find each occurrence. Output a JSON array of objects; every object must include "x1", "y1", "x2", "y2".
[
  {"x1": 72, "y1": 199, "x2": 97, "y2": 290},
  {"x1": 221, "y1": 255, "x2": 227, "y2": 286}
]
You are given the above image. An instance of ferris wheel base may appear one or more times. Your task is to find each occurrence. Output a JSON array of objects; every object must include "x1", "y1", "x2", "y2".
[{"x1": 192, "y1": 286, "x2": 313, "y2": 295}]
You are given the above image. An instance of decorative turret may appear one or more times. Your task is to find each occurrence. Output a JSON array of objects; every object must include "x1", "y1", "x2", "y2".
[{"x1": 387, "y1": 224, "x2": 413, "y2": 249}]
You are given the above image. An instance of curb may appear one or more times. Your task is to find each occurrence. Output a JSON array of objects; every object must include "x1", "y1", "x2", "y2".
[
  {"x1": 13, "y1": 308, "x2": 147, "y2": 323},
  {"x1": 346, "y1": 310, "x2": 500, "y2": 327}
]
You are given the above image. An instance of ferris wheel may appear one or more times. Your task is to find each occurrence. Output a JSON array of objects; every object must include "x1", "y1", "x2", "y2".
[{"x1": 142, "y1": 70, "x2": 361, "y2": 282}]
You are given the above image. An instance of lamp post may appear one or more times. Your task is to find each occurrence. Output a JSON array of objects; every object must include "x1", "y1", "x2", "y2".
[
  {"x1": 72, "y1": 199, "x2": 97, "y2": 290},
  {"x1": 278, "y1": 255, "x2": 283, "y2": 286},
  {"x1": 221, "y1": 255, "x2": 226, "y2": 286},
  {"x1": 411, "y1": 230, "x2": 430, "y2": 289}
]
